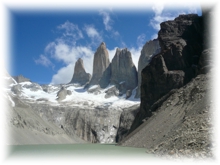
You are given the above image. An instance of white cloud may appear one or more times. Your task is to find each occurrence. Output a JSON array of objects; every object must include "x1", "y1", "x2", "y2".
[
  {"x1": 52, "y1": 43, "x2": 73, "y2": 63},
  {"x1": 35, "y1": 20, "x2": 98, "y2": 84},
  {"x1": 137, "y1": 34, "x2": 146, "y2": 47},
  {"x1": 45, "y1": 42, "x2": 56, "y2": 54},
  {"x1": 99, "y1": 10, "x2": 121, "y2": 42},
  {"x1": 99, "y1": 10, "x2": 112, "y2": 31},
  {"x1": 84, "y1": 25, "x2": 99, "y2": 38},
  {"x1": 149, "y1": 4, "x2": 201, "y2": 39},
  {"x1": 129, "y1": 47, "x2": 142, "y2": 69},
  {"x1": 57, "y1": 21, "x2": 83, "y2": 41},
  {"x1": 152, "y1": 3, "x2": 164, "y2": 16},
  {"x1": 150, "y1": 5, "x2": 175, "y2": 31},
  {"x1": 107, "y1": 47, "x2": 117, "y2": 62},
  {"x1": 34, "y1": 55, "x2": 54, "y2": 68},
  {"x1": 47, "y1": 42, "x2": 94, "y2": 84},
  {"x1": 51, "y1": 63, "x2": 74, "y2": 85},
  {"x1": 150, "y1": 3, "x2": 199, "y2": 31},
  {"x1": 151, "y1": 33, "x2": 158, "y2": 40}
]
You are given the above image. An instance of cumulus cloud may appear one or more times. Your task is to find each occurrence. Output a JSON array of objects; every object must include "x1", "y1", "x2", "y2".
[
  {"x1": 34, "y1": 55, "x2": 54, "y2": 68},
  {"x1": 35, "y1": 20, "x2": 97, "y2": 84},
  {"x1": 51, "y1": 63, "x2": 74, "y2": 85},
  {"x1": 47, "y1": 43, "x2": 94, "y2": 84}
]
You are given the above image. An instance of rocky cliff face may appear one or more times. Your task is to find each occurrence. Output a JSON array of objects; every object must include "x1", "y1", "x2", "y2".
[
  {"x1": 116, "y1": 104, "x2": 139, "y2": 142},
  {"x1": 4, "y1": 91, "x2": 84, "y2": 145},
  {"x1": 56, "y1": 86, "x2": 72, "y2": 101},
  {"x1": 118, "y1": 73, "x2": 214, "y2": 158},
  {"x1": 99, "y1": 64, "x2": 111, "y2": 89},
  {"x1": 135, "y1": 39, "x2": 160, "y2": 98},
  {"x1": 110, "y1": 48, "x2": 138, "y2": 94},
  {"x1": 129, "y1": 14, "x2": 205, "y2": 132},
  {"x1": 89, "y1": 42, "x2": 110, "y2": 86},
  {"x1": 69, "y1": 58, "x2": 91, "y2": 85},
  {"x1": 98, "y1": 47, "x2": 138, "y2": 96},
  {"x1": 118, "y1": 12, "x2": 214, "y2": 158},
  {"x1": 4, "y1": 73, "x2": 139, "y2": 144},
  {"x1": 29, "y1": 102, "x2": 122, "y2": 143}
]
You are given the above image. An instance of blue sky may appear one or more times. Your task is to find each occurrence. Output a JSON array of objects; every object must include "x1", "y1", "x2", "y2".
[{"x1": 9, "y1": 4, "x2": 202, "y2": 84}]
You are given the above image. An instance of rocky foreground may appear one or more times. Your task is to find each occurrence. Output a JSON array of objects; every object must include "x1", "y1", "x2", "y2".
[{"x1": 118, "y1": 73, "x2": 214, "y2": 159}]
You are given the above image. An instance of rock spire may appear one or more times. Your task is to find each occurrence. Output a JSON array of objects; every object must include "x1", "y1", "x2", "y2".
[
  {"x1": 110, "y1": 48, "x2": 138, "y2": 93},
  {"x1": 69, "y1": 58, "x2": 91, "y2": 85},
  {"x1": 89, "y1": 42, "x2": 110, "y2": 86}
]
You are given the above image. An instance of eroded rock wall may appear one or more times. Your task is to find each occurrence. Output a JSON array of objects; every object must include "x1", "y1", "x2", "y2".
[{"x1": 129, "y1": 14, "x2": 205, "y2": 132}]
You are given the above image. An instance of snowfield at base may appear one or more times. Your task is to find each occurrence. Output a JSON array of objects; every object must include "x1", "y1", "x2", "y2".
[
  {"x1": 21, "y1": 87, "x2": 58, "y2": 103},
  {"x1": 65, "y1": 85, "x2": 140, "y2": 109},
  {"x1": 13, "y1": 81, "x2": 140, "y2": 109}
]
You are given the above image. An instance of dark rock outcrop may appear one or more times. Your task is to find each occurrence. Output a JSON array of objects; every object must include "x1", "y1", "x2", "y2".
[
  {"x1": 116, "y1": 104, "x2": 139, "y2": 142},
  {"x1": 135, "y1": 39, "x2": 160, "y2": 98},
  {"x1": 99, "y1": 64, "x2": 111, "y2": 88},
  {"x1": 69, "y1": 58, "x2": 91, "y2": 85},
  {"x1": 87, "y1": 85, "x2": 101, "y2": 95},
  {"x1": 41, "y1": 84, "x2": 61, "y2": 93},
  {"x1": 89, "y1": 42, "x2": 110, "y2": 86},
  {"x1": 56, "y1": 86, "x2": 72, "y2": 101},
  {"x1": 129, "y1": 14, "x2": 205, "y2": 133},
  {"x1": 104, "y1": 86, "x2": 119, "y2": 99},
  {"x1": 23, "y1": 82, "x2": 42, "y2": 92},
  {"x1": 110, "y1": 48, "x2": 138, "y2": 94},
  {"x1": 118, "y1": 74, "x2": 214, "y2": 158},
  {"x1": 11, "y1": 84, "x2": 22, "y2": 95},
  {"x1": 125, "y1": 90, "x2": 132, "y2": 99},
  {"x1": 198, "y1": 48, "x2": 213, "y2": 74},
  {"x1": 13, "y1": 75, "x2": 31, "y2": 83}
]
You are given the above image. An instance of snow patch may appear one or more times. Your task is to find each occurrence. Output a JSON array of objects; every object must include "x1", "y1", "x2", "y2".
[
  {"x1": 7, "y1": 94, "x2": 15, "y2": 107},
  {"x1": 88, "y1": 85, "x2": 99, "y2": 90},
  {"x1": 19, "y1": 82, "x2": 32, "y2": 86},
  {"x1": 8, "y1": 82, "x2": 140, "y2": 109}
]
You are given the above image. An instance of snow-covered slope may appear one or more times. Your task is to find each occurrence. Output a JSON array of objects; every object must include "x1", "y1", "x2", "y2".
[
  {"x1": 8, "y1": 80, "x2": 140, "y2": 109},
  {"x1": 4, "y1": 76, "x2": 140, "y2": 144}
]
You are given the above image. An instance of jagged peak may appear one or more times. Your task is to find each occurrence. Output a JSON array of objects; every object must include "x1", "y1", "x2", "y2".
[
  {"x1": 121, "y1": 48, "x2": 128, "y2": 54},
  {"x1": 174, "y1": 14, "x2": 198, "y2": 20},
  {"x1": 98, "y1": 42, "x2": 106, "y2": 49},
  {"x1": 76, "y1": 58, "x2": 83, "y2": 63},
  {"x1": 115, "y1": 48, "x2": 130, "y2": 54}
]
